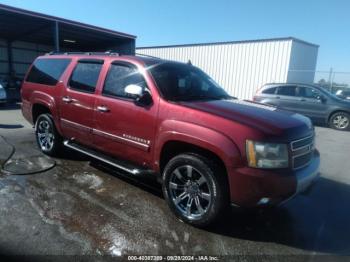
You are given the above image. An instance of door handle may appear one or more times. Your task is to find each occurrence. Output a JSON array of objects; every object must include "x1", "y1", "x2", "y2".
[
  {"x1": 300, "y1": 98, "x2": 306, "y2": 102},
  {"x1": 62, "y1": 96, "x2": 73, "y2": 103},
  {"x1": 97, "y1": 105, "x2": 110, "y2": 112},
  {"x1": 276, "y1": 96, "x2": 280, "y2": 99}
]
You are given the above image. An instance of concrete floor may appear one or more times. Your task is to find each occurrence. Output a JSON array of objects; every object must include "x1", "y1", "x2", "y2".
[{"x1": 0, "y1": 104, "x2": 350, "y2": 260}]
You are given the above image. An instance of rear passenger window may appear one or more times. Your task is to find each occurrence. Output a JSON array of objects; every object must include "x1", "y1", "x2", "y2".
[
  {"x1": 26, "y1": 59, "x2": 71, "y2": 86},
  {"x1": 103, "y1": 63, "x2": 147, "y2": 99},
  {"x1": 69, "y1": 61, "x2": 103, "y2": 93},
  {"x1": 277, "y1": 86, "x2": 297, "y2": 96},
  {"x1": 262, "y1": 87, "x2": 276, "y2": 94}
]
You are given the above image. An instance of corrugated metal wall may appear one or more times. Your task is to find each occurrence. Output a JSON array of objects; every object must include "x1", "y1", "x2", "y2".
[
  {"x1": 0, "y1": 38, "x2": 53, "y2": 79},
  {"x1": 137, "y1": 40, "x2": 294, "y2": 99},
  {"x1": 0, "y1": 39, "x2": 8, "y2": 77}
]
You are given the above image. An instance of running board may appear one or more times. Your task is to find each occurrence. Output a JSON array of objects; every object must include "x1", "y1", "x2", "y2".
[{"x1": 63, "y1": 140, "x2": 153, "y2": 176}]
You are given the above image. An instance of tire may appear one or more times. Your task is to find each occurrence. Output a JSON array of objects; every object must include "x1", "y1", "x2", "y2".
[
  {"x1": 162, "y1": 153, "x2": 228, "y2": 227},
  {"x1": 329, "y1": 112, "x2": 350, "y2": 131},
  {"x1": 35, "y1": 114, "x2": 63, "y2": 156}
]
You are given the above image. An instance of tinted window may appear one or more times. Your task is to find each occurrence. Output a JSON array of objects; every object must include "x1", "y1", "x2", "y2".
[
  {"x1": 277, "y1": 86, "x2": 297, "y2": 96},
  {"x1": 26, "y1": 59, "x2": 71, "y2": 86},
  {"x1": 299, "y1": 87, "x2": 321, "y2": 99},
  {"x1": 69, "y1": 62, "x2": 102, "y2": 93},
  {"x1": 149, "y1": 62, "x2": 230, "y2": 101},
  {"x1": 103, "y1": 63, "x2": 147, "y2": 98},
  {"x1": 262, "y1": 87, "x2": 277, "y2": 94}
]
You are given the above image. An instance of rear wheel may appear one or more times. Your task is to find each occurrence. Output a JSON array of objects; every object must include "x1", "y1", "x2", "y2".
[
  {"x1": 162, "y1": 153, "x2": 228, "y2": 227},
  {"x1": 35, "y1": 114, "x2": 63, "y2": 156},
  {"x1": 329, "y1": 112, "x2": 350, "y2": 131}
]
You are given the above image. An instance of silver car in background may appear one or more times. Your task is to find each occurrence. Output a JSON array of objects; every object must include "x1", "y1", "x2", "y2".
[{"x1": 0, "y1": 81, "x2": 7, "y2": 105}]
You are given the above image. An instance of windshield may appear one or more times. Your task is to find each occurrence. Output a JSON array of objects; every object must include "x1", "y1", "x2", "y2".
[{"x1": 148, "y1": 62, "x2": 232, "y2": 101}]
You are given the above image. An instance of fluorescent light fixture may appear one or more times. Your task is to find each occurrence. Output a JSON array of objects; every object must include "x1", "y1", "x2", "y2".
[{"x1": 63, "y1": 39, "x2": 76, "y2": 43}]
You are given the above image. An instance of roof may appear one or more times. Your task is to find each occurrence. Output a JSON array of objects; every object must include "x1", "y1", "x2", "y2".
[
  {"x1": 137, "y1": 37, "x2": 319, "y2": 49},
  {"x1": 0, "y1": 4, "x2": 136, "y2": 52},
  {"x1": 0, "y1": 4, "x2": 136, "y2": 39},
  {"x1": 38, "y1": 53, "x2": 186, "y2": 67}
]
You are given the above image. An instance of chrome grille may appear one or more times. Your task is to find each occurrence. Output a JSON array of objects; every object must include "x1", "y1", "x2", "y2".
[{"x1": 291, "y1": 134, "x2": 315, "y2": 169}]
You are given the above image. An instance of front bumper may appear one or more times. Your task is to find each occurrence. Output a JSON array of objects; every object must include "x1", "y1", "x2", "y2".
[{"x1": 229, "y1": 149, "x2": 320, "y2": 207}]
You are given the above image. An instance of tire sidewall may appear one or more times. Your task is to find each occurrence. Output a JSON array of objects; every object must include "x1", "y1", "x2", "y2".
[
  {"x1": 330, "y1": 112, "x2": 350, "y2": 131},
  {"x1": 162, "y1": 154, "x2": 225, "y2": 227},
  {"x1": 35, "y1": 114, "x2": 61, "y2": 156}
]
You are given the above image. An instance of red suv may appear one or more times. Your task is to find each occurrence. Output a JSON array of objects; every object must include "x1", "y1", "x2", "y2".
[{"x1": 21, "y1": 53, "x2": 320, "y2": 226}]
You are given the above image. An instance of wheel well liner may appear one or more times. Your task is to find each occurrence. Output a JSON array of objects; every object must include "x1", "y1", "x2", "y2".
[
  {"x1": 160, "y1": 140, "x2": 228, "y2": 177},
  {"x1": 32, "y1": 104, "x2": 51, "y2": 124}
]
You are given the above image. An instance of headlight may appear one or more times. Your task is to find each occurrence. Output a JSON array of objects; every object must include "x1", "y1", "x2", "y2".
[
  {"x1": 0, "y1": 84, "x2": 3, "y2": 89},
  {"x1": 246, "y1": 140, "x2": 289, "y2": 169}
]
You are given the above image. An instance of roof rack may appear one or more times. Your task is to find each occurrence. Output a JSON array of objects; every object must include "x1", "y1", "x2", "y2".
[{"x1": 46, "y1": 51, "x2": 119, "y2": 56}]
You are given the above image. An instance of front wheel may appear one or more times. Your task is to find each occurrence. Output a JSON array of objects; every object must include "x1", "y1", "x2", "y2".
[
  {"x1": 35, "y1": 114, "x2": 63, "y2": 156},
  {"x1": 329, "y1": 112, "x2": 350, "y2": 131},
  {"x1": 162, "y1": 153, "x2": 228, "y2": 227}
]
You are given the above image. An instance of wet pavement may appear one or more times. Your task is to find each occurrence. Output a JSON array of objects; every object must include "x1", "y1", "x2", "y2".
[{"x1": 0, "y1": 105, "x2": 350, "y2": 260}]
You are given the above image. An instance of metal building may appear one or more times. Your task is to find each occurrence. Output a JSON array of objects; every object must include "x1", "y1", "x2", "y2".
[
  {"x1": 137, "y1": 37, "x2": 319, "y2": 99},
  {"x1": 0, "y1": 3, "x2": 136, "y2": 80}
]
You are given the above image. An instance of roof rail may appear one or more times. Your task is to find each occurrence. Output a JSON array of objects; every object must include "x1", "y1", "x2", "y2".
[{"x1": 46, "y1": 51, "x2": 119, "y2": 56}]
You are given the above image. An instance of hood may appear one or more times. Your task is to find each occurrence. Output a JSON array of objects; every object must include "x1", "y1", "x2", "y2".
[{"x1": 179, "y1": 99, "x2": 314, "y2": 140}]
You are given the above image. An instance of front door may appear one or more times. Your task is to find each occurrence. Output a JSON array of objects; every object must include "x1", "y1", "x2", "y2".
[
  {"x1": 60, "y1": 59, "x2": 103, "y2": 146},
  {"x1": 296, "y1": 86, "x2": 329, "y2": 122},
  {"x1": 93, "y1": 61, "x2": 158, "y2": 168}
]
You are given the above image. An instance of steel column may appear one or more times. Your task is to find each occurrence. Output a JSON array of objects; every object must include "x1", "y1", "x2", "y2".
[
  {"x1": 6, "y1": 40, "x2": 13, "y2": 74},
  {"x1": 54, "y1": 20, "x2": 60, "y2": 52}
]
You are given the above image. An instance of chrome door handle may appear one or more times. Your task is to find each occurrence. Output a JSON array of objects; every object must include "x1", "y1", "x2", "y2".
[
  {"x1": 97, "y1": 106, "x2": 109, "y2": 112},
  {"x1": 62, "y1": 96, "x2": 73, "y2": 103}
]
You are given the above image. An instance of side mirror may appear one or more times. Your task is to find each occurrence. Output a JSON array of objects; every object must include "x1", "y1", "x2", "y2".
[
  {"x1": 125, "y1": 84, "x2": 143, "y2": 98},
  {"x1": 124, "y1": 84, "x2": 152, "y2": 106},
  {"x1": 319, "y1": 95, "x2": 327, "y2": 103}
]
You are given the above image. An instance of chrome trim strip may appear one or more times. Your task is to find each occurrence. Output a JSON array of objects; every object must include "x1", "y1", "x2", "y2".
[
  {"x1": 63, "y1": 141, "x2": 140, "y2": 175},
  {"x1": 60, "y1": 119, "x2": 150, "y2": 150},
  {"x1": 291, "y1": 134, "x2": 314, "y2": 169},
  {"x1": 291, "y1": 134, "x2": 314, "y2": 151},
  {"x1": 61, "y1": 118, "x2": 91, "y2": 131},
  {"x1": 93, "y1": 129, "x2": 150, "y2": 150}
]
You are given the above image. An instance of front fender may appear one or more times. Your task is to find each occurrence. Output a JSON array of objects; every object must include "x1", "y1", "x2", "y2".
[{"x1": 155, "y1": 119, "x2": 242, "y2": 172}]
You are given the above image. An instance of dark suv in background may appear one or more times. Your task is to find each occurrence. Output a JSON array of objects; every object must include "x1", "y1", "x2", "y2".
[{"x1": 254, "y1": 83, "x2": 350, "y2": 131}]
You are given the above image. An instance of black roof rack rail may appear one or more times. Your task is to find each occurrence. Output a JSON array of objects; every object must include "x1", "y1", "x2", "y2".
[{"x1": 46, "y1": 51, "x2": 119, "y2": 56}]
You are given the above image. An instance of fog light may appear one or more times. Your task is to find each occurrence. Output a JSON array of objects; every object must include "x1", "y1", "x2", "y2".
[{"x1": 257, "y1": 197, "x2": 270, "y2": 205}]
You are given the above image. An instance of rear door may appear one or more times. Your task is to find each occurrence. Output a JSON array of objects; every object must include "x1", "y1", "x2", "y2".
[
  {"x1": 275, "y1": 85, "x2": 299, "y2": 111},
  {"x1": 60, "y1": 59, "x2": 103, "y2": 146},
  {"x1": 93, "y1": 61, "x2": 158, "y2": 168}
]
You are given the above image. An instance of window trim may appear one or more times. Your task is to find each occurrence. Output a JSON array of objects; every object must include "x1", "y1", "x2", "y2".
[
  {"x1": 68, "y1": 60, "x2": 104, "y2": 94},
  {"x1": 101, "y1": 61, "x2": 149, "y2": 102}
]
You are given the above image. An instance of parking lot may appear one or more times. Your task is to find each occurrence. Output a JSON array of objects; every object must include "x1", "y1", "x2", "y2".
[{"x1": 0, "y1": 104, "x2": 350, "y2": 259}]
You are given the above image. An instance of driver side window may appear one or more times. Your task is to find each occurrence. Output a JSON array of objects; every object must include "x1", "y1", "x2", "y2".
[
  {"x1": 300, "y1": 87, "x2": 321, "y2": 99},
  {"x1": 103, "y1": 63, "x2": 147, "y2": 99}
]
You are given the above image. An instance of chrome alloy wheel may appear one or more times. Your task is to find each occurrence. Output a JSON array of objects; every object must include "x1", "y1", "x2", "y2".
[
  {"x1": 37, "y1": 119, "x2": 55, "y2": 151},
  {"x1": 333, "y1": 115, "x2": 349, "y2": 129},
  {"x1": 169, "y1": 165, "x2": 212, "y2": 220}
]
